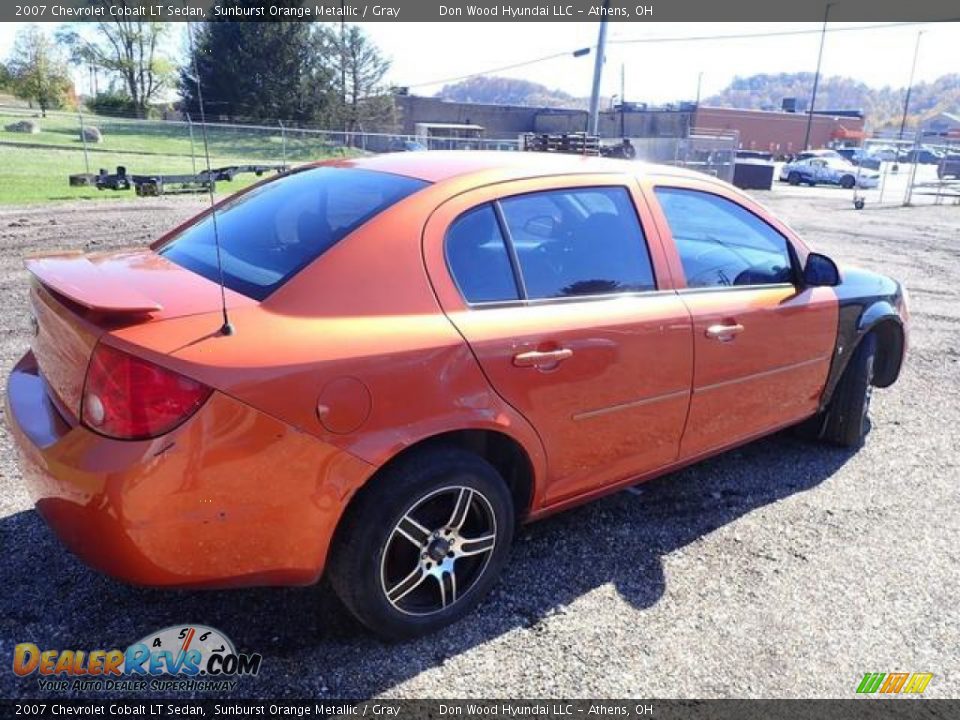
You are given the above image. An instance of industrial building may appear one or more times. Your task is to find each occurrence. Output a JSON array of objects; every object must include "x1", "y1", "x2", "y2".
[{"x1": 393, "y1": 94, "x2": 866, "y2": 155}]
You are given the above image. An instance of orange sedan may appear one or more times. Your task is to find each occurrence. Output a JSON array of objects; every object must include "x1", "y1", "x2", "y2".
[{"x1": 6, "y1": 152, "x2": 908, "y2": 638}]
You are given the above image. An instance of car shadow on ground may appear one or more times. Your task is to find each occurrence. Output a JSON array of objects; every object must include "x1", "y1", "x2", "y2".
[{"x1": 0, "y1": 431, "x2": 856, "y2": 699}]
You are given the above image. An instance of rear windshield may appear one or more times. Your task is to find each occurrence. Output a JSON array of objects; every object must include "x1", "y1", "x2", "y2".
[{"x1": 159, "y1": 167, "x2": 428, "y2": 300}]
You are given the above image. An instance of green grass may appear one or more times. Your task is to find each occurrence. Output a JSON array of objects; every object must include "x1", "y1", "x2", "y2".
[
  {"x1": 0, "y1": 107, "x2": 364, "y2": 204},
  {"x1": 0, "y1": 109, "x2": 358, "y2": 162},
  {"x1": 0, "y1": 145, "x2": 280, "y2": 205}
]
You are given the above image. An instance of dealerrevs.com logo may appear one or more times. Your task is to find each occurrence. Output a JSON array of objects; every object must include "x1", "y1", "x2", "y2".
[
  {"x1": 856, "y1": 672, "x2": 934, "y2": 695},
  {"x1": 13, "y1": 625, "x2": 262, "y2": 693}
]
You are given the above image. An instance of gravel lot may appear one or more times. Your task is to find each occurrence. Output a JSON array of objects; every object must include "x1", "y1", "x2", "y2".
[{"x1": 0, "y1": 188, "x2": 957, "y2": 700}]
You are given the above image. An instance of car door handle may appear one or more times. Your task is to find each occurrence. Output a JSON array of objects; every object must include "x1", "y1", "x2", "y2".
[
  {"x1": 513, "y1": 348, "x2": 574, "y2": 367},
  {"x1": 705, "y1": 323, "x2": 744, "y2": 341}
]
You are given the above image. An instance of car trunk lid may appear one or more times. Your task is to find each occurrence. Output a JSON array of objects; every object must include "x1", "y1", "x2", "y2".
[{"x1": 26, "y1": 249, "x2": 252, "y2": 419}]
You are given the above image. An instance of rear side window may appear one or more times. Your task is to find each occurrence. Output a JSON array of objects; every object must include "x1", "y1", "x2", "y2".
[
  {"x1": 500, "y1": 187, "x2": 655, "y2": 299},
  {"x1": 445, "y1": 205, "x2": 520, "y2": 304},
  {"x1": 654, "y1": 187, "x2": 795, "y2": 289},
  {"x1": 160, "y1": 167, "x2": 427, "y2": 300}
]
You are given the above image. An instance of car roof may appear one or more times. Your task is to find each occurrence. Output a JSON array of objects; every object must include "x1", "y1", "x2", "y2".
[{"x1": 322, "y1": 150, "x2": 707, "y2": 184}]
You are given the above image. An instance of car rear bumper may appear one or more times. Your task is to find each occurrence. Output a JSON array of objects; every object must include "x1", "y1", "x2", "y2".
[{"x1": 6, "y1": 350, "x2": 374, "y2": 589}]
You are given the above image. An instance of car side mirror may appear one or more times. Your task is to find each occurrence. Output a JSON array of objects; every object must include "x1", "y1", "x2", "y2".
[{"x1": 803, "y1": 252, "x2": 840, "y2": 287}]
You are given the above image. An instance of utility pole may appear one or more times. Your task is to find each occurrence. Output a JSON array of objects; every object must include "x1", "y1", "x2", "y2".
[
  {"x1": 803, "y1": 2, "x2": 836, "y2": 150},
  {"x1": 899, "y1": 31, "x2": 924, "y2": 140},
  {"x1": 588, "y1": 0, "x2": 610, "y2": 137},
  {"x1": 340, "y1": 2, "x2": 347, "y2": 132},
  {"x1": 695, "y1": 71, "x2": 703, "y2": 106}
]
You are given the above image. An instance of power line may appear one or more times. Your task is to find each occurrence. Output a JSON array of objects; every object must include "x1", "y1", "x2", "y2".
[
  {"x1": 609, "y1": 20, "x2": 941, "y2": 46},
  {"x1": 407, "y1": 21, "x2": 948, "y2": 90},
  {"x1": 406, "y1": 50, "x2": 580, "y2": 88}
]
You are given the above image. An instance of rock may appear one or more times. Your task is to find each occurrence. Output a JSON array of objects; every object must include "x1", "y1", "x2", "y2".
[
  {"x1": 81, "y1": 126, "x2": 103, "y2": 143},
  {"x1": 4, "y1": 119, "x2": 40, "y2": 134}
]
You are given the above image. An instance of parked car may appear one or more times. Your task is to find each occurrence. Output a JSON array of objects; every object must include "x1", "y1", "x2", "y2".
[
  {"x1": 937, "y1": 153, "x2": 960, "y2": 179},
  {"x1": 897, "y1": 146, "x2": 944, "y2": 164},
  {"x1": 780, "y1": 157, "x2": 879, "y2": 188},
  {"x1": 867, "y1": 146, "x2": 900, "y2": 162},
  {"x1": 835, "y1": 147, "x2": 881, "y2": 171},
  {"x1": 7, "y1": 152, "x2": 908, "y2": 639}
]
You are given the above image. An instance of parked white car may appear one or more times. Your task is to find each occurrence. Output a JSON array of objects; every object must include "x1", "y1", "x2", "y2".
[{"x1": 779, "y1": 157, "x2": 880, "y2": 189}]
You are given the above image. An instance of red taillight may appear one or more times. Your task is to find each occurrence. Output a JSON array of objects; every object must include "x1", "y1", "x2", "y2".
[{"x1": 81, "y1": 343, "x2": 212, "y2": 440}]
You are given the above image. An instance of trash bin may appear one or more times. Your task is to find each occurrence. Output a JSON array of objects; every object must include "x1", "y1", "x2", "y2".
[{"x1": 733, "y1": 160, "x2": 776, "y2": 190}]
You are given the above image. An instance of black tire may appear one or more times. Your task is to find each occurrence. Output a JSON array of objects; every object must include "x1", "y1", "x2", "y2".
[
  {"x1": 840, "y1": 175, "x2": 856, "y2": 189},
  {"x1": 822, "y1": 333, "x2": 877, "y2": 447},
  {"x1": 327, "y1": 446, "x2": 515, "y2": 640},
  {"x1": 788, "y1": 172, "x2": 801, "y2": 186}
]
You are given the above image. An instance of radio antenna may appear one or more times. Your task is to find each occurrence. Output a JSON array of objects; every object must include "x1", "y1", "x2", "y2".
[{"x1": 186, "y1": 19, "x2": 234, "y2": 336}]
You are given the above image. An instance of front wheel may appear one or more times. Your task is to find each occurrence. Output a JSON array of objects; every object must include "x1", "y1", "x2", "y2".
[
  {"x1": 328, "y1": 446, "x2": 515, "y2": 640},
  {"x1": 840, "y1": 175, "x2": 856, "y2": 189},
  {"x1": 788, "y1": 172, "x2": 801, "y2": 185},
  {"x1": 822, "y1": 333, "x2": 877, "y2": 447}
]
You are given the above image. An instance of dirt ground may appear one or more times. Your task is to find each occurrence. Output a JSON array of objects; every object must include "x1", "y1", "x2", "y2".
[{"x1": 0, "y1": 188, "x2": 957, "y2": 699}]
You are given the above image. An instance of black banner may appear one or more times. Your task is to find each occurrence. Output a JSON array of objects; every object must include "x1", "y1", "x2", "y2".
[
  {"x1": 3, "y1": 700, "x2": 959, "y2": 719},
  {"x1": 6, "y1": 0, "x2": 960, "y2": 23}
]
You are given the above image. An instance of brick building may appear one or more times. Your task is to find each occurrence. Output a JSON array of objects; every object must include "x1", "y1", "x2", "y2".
[
  {"x1": 392, "y1": 94, "x2": 865, "y2": 153},
  {"x1": 692, "y1": 107, "x2": 865, "y2": 153}
]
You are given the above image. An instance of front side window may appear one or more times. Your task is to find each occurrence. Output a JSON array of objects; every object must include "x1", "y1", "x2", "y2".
[
  {"x1": 160, "y1": 167, "x2": 428, "y2": 300},
  {"x1": 499, "y1": 187, "x2": 655, "y2": 300},
  {"x1": 654, "y1": 187, "x2": 795, "y2": 289}
]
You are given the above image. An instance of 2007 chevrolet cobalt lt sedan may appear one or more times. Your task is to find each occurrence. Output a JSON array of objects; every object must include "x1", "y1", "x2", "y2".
[{"x1": 7, "y1": 152, "x2": 908, "y2": 638}]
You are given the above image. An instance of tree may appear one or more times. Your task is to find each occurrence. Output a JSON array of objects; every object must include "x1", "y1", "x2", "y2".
[
  {"x1": 324, "y1": 24, "x2": 393, "y2": 131},
  {"x1": 57, "y1": 4, "x2": 173, "y2": 118},
  {"x1": 6, "y1": 26, "x2": 71, "y2": 116},
  {"x1": 0, "y1": 61, "x2": 10, "y2": 91},
  {"x1": 181, "y1": 13, "x2": 338, "y2": 125}
]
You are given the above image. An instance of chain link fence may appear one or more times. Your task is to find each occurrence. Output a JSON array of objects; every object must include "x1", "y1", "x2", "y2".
[
  {"x1": 0, "y1": 104, "x2": 520, "y2": 171},
  {"x1": 620, "y1": 129, "x2": 738, "y2": 183},
  {"x1": 857, "y1": 133, "x2": 960, "y2": 207},
  {"x1": 2, "y1": 104, "x2": 742, "y2": 201}
]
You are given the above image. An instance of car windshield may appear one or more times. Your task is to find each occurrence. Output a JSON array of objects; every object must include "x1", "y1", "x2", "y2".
[{"x1": 159, "y1": 167, "x2": 428, "y2": 300}]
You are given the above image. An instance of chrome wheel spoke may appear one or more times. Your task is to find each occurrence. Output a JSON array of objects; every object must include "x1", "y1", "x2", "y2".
[
  {"x1": 387, "y1": 565, "x2": 427, "y2": 604},
  {"x1": 458, "y1": 532, "x2": 496, "y2": 557},
  {"x1": 395, "y1": 513, "x2": 431, "y2": 548},
  {"x1": 382, "y1": 485, "x2": 497, "y2": 617},
  {"x1": 448, "y1": 488, "x2": 474, "y2": 530},
  {"x1": 437, "y1": 570, "x2": 457, "y2": 608}
]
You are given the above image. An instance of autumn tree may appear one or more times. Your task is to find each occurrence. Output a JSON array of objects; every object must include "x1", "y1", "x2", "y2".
[
  {"x1": 57, "y1": 3, "x2": 173, "y2": 118},
  {"x1": 6, "y1": 26, "x2": 71, "y2": 116}
]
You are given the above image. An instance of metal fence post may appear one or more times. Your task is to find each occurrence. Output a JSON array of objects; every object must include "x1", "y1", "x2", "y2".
[
  {"x1": 186, "y1": 113, "x2": 197, "y2": 174},
  {"x1": 278, "y1": 120, "x2": 287, "y2": 166},
  {"x1": 903, "y1": 127, "x2": 923, "y2": 206},
  {"x1": 77, "y1": 108, "x2": 90, "y2": 175}
]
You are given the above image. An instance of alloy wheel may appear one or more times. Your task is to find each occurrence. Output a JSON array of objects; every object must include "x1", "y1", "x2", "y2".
[{"x1": 380, "y1": 486, "x2": 497, "y2": 616}]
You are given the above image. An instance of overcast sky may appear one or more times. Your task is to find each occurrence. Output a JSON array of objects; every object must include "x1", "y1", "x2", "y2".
[{"x1": 1, "y1": 21, "x2": 957, "y2": 104}]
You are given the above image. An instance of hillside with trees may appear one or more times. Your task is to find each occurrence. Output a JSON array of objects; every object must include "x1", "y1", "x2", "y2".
[
  {"x1": 436, "y1": 76, "x2": 594, "y2": 109},
  {"x1": 705, "y1": 72, "x2": 960, "y2": 130}
]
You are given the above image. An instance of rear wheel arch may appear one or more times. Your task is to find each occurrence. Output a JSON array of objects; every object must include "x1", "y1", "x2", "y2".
[{"x1": 343, "y1": 429, "x2": 538, "y2": 528}]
